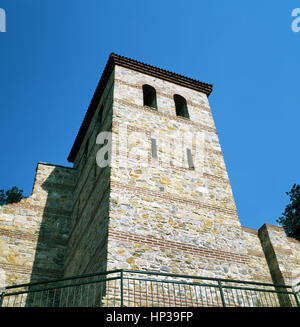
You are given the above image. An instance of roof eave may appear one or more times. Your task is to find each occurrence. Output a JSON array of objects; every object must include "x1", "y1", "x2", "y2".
[{"x1": 67, "y1": 53, "x2": 213, "y2": 163}]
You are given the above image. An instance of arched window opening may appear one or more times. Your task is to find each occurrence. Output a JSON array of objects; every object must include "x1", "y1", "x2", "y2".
[
  {"x1": 174, "y1": 94, "x2": 189, "y2": 119},
  {"x1": 143, "y1": 84, "x2": 157, "y2": 109}
]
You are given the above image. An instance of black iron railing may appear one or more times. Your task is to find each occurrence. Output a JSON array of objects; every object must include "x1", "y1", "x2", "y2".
[{"x1": 1, "y1": 269, "x2": 299, "y2": 307}]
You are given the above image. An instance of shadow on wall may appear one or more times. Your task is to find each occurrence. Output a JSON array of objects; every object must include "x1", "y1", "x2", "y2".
[{"x1": 24, "y1": 163, "x2": 110, "y2": 306}]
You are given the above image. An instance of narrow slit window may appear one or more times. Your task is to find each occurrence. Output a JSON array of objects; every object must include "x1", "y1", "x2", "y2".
[
  {"x1": 174, "y1": 94, "x2": 189, "y2": 119},
  {"x1": 143, "y1": 84, "x2": 157, "y2": 109},
  {"x1": 151, "y1": 138, "x2": 158, "y2": 159},
  {"x1": 186, "y1": 148, "x2": 194, "y2": 169}
]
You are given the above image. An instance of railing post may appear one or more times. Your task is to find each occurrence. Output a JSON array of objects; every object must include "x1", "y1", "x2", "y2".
[
  {"x1": 120, "y1": 270, "x2": 124, "y2": 307},
  {"x1": 218, "y1": 281, "x2": 226, "y2": 307},
  {"x1": 293, "y1": 293, "x2": 300, "y2": 307},
  {"x1": 292, "y1": 284, "x2": 300, "y2": 307},
  {"x1": 0, "y1": 287, "x2": 5, "y2": 307}
]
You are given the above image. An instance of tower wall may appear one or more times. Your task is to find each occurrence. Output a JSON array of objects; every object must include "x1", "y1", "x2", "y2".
[
  {"x1": 106, "y1": 65, "x2": 256, "y2": 281},
  {"x1": 63, "y1": 69, "x2": 114, "y2": 277}
]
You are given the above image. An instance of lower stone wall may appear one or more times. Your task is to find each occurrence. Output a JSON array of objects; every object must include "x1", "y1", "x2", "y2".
[
  {"x1": 258, "y1": 224, "x2": 300, "y2": 286},
  {"x1": 0, "y1": 163, "x2": 76, "y2": 287},
  {"x1": 107, "y1": 178, "x2": 268, "y2": 283},
  {"x1": 1, "y1": 163, "x2": 299, "y2": 308},
  {"x1": 107, "y1": 227, "x2": 251, "y2": 278},
  {"x1": 241, "y1": 227, "x2": 273, "y2": 283}
]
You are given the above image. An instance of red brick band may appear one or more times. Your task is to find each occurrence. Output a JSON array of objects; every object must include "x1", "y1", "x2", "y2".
[
  {"x1": 0, "y1": 262, "x2": 62, "y2": 278},
  {"x1": 35, "y1": 181, "x2": 74, "y2": 192},
  {"x1": 108, "y1": 229, "x2": 249, "y2": 264},
  {"x1": 110, "y1": 180, "x2": 238, "y2": 217},
  {"x1": 0, "y1": 228, "x2": 67, "y2": 246},
  {"x1": 112, "y1": 121, "x2": 223, "y2": 157},
  {"x1": 114, "y1": 99, "x2": 217, "y2": 133},
  {"x1": 1, "y1": 202, "x2": 71, "y2": 217},
  {"x1": 105, "y1": 285, "x2": 226, "y2": 307}
]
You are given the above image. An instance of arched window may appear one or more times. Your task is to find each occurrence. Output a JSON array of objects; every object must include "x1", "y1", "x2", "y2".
[
  {"x1": 143, "y1": 84, "x2": 157, "y2": 109},
  {"x1": 174, "y1": 94, "x2": 189, "y2": 119}
]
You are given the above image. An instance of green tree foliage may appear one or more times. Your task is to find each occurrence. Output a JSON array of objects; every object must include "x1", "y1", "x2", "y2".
[
  {"x1": 277, "y1": 184, "x2": 300, "y2": 241},
  {"x1": 0, "y1": 186, "x2": 24, "y2": 205}
]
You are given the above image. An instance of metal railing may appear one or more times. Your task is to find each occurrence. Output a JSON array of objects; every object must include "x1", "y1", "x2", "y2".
[{"x1": 1, "y1": 269, "x2": 299, "y2": 307}]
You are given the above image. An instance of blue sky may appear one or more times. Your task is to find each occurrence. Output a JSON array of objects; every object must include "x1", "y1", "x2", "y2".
[{"x1": 0, "y1": 1, "x2": 299, "y2": 230}]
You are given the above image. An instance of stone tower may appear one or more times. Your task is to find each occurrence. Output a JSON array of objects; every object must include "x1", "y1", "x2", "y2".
[
  {"x1": 0, "y1": 54, "x2": 299, "y2": 294},
  {"x1": 64, "y1": 53, "x2": 255, "y2": 281}
]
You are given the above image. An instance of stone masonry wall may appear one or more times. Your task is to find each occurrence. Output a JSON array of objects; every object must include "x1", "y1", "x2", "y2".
[
  {"x1": 258, "y1": 224, "x2": 300, "y2": 286},
  {"x1": 106, "y1": 65, "x2": 260, "y2": 282},
  {"x1": 63, "y1": 69, "x2": 114, "y2": 277},
  {"x1": 241, "y1": 227, "x2": 273, "y2": 283},
  {"x1": 0, "y1": 163, "x2": 76, "y2": 287}
]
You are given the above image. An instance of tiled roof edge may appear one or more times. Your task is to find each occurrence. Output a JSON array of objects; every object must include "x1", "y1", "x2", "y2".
[{"x1": 67, "y1": 53, "x2": 213, "y2": 163}]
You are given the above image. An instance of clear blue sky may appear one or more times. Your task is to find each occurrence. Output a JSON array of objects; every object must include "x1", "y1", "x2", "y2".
[{"x1": 0, "y1": 1, "x2": 299, "y2": 230}]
